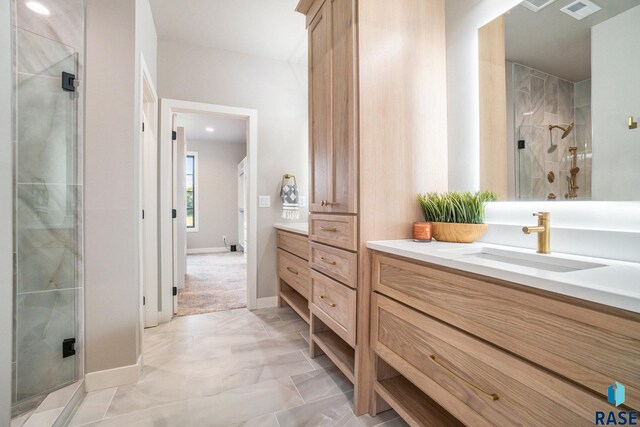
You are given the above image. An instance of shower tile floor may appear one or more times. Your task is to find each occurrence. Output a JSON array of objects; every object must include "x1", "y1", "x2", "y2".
[{"x1": 69, "y1": 307, "x2": 408, "y2": 426}]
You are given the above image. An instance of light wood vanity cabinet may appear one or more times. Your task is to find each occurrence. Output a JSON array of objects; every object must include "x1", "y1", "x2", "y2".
[
  {"x1": 297, "y1": 0, "x2": 449, "y2": 416},
  {"x1": 370, "y1": 252, "x2": 640, "y2": 425},
  {"x1": 308, "y1": 0, "x2": 358, "y2": 214},
  {"x1": 276, "y1": 230, "x2": 310, "y2": 323}
]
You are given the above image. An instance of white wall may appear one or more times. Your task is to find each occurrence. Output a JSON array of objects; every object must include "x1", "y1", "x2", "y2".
[
  {"x1": 85, "y1": 0, "x2": 157, "y2": 380},
  {"x1": 85, "y1": 0, "x2": 140, "y2": 374},
  {"x1": 1, "y1": 0, "x2": 13, "y2": 421},
  {"x1": 591, "y1": 5, "x2": 640, "y2": 201},
  {"x1": 186, "y1": 139, "x2": 247, "y2": 250},
  {"x1": 158, "y1": 41, "x2": 308, "y2": 299},
  {"x1": 445, "y1": 0, "x2": 521, "y2": 192},
  {"x1": 136, "y1": 0, "x2": 158, "y2": 86}
]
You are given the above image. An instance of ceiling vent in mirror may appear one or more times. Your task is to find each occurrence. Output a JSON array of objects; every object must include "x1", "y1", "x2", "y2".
[
  {"x1": 560, "y1": 0, "x2": 601, "y2": 20},
  {"x1": 520, "y1": 0, "x2": 558, "y2": 12}
]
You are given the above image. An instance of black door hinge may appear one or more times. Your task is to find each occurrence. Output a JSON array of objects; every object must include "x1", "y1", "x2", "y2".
[
  {"x1": 172, "y1": 131, "x2": 177, "y2": 141},
  {"x1": 172, "y1": 209, "x2": 177, "y2": 219},
  {"x1": 62, "y1": 338, "x2": 76, "y2": 358},
  {"x1": 142, "y1": 122, "x2": 145, "y2": 132},
  {"x1": 143, "y1": 296, "x2": 146, "y2": 306},
  {"x1": 173, "y1": 286, "x2": 178, "y2": 296},
  {"x1": 62, "y1": 72, "x2": 76, "y2": 92},
  {"x1": 142, "y1": 209, "x2": 145, "y2": 220}
]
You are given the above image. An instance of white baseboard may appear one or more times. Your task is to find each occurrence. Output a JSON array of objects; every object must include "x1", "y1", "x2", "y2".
[
  {"x1": 256, "y1": 296, "x2": 278, "y2": 309},
  {"x1": 186, "y1": 247, "x2": 228, "y2": 255},
  {"x1": 85, "y1": 355, "x2": 142, "y2": 392}
]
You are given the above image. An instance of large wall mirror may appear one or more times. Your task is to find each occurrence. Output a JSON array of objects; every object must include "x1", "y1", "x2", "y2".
[{"x1": 479, "y1": 0, "x2": 640, "y2": 201}]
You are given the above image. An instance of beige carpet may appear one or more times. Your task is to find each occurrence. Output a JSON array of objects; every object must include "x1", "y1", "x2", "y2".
[{"x1": 177, "y1": 252, "x2": 247, "y2": 316}]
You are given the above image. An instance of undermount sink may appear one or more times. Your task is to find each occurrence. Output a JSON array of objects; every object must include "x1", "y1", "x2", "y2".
[{"x1": 444, "y1": 247, "x2": 607, "y2": 273}]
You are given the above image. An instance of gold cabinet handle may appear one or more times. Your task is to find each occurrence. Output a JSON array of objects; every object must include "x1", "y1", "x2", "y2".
[
  {"x1": 320, "y1": 257, "x2": 337, "y2": 265},
  {"x1": 428, "y1": 355, "x2": 499, "y2": 401},
  {"x1": 286, "y1": 267, "x2": 299, "y2": 275},
  {"x1": 320, "y1": 295, "x2": 336, "y2": 307},
  {"x1": 320, "y1": 227, "x2": 337, "y2": 232},
  {"x1": 321, "y1": 201, "x2": 334, "y2": 206}
]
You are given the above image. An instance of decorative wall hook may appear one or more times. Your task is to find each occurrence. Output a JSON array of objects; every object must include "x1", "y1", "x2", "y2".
[{"x1": 629, "y1": 116, "x2": 638, "y2": 130}]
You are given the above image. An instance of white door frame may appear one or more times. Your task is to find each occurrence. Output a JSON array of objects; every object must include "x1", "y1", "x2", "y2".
[
  {"x1": 139, "y1": 55, "x2": 159, "y2": 328},
  {"x1": 159, "y1": 99, "x2": 258, "y2": 322}
]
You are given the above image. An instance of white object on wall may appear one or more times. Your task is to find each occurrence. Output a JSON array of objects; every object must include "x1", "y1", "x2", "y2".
[{"x1": 259, "y1": 196, "x2": 271, "y2": 208}]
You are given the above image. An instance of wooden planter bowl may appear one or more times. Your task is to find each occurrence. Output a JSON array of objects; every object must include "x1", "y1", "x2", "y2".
[{"x1": 431, "y1": 222, "x2": 488, "y2": 243}]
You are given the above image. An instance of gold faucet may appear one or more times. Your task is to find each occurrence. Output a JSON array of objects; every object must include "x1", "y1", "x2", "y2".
[{"x1": 522, "y1": 212, "x2": 550, "y2": 254}]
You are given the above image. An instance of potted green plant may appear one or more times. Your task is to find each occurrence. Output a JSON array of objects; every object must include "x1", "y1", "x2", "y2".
[{"x1": 417, "y1": 191, "x2": 497, "y2": 243}]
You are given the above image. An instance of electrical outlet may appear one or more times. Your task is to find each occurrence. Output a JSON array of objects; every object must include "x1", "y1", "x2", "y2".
[
  {"x1": 299, "y1": 196, "x2": 306, "y2": 207},
  {"x1": 259, "y1": 196, "x2": 271, "y2": 208}
]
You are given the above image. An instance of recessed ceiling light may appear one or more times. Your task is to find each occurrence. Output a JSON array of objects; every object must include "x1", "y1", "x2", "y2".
[
  {"x1": 25, "y1": 1, "x2": 50, "y2": 15},
  {"x1": 206, "y1": 127, "x2": 214, "y2": 132}
]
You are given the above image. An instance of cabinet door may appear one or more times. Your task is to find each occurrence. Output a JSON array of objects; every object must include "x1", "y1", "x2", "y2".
[
  {"x1": 328, "y1": 0, "x2": 358, "y2": 214},
  {"x1": 309, "y1": 3, "x2": 331, "y2": 213}
]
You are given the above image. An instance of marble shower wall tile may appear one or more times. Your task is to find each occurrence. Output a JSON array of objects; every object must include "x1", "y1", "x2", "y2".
[
  {"x1": 558, "y1": 79, "x2": 574, "y2": 125},
  {"x1": 17, "y1": 73, "x2": 77, "y2": 185},
  {"x1": 513, "y1": 63, "x2": 579, "y2": 200},
  {"x1": 16, "y1": 29, "x2": 76, "y2": 78},
  {"x1": 15, "y1": 290, "x2": 75, "y2": 402},
  {"x1": 15, "y1": 0, "x2": 84, "y2": 52},
  {"x1": 545, "y1": 75, "x2": 558, "y2": 115},
  {"x1": 514, "y1": 63, "x2": 530, "y2": 92},
  {"x1": 530, "y1": 76, "x2": 545, "y2": 125}
]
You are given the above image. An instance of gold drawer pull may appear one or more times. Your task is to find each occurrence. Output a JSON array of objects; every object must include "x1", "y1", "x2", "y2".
[
  {"x1": 320, "y1": 257, "x2": 337, "y2": 265},
  {"x1": 428, "y1": 355, "x2": 499, "y2": 401},
  {"x1": 320, "y1": 295, "x2": 336, "y2": 307},
  {"x1": 286, "y1": 267, "x2": 299, "y2": 275},
  {"x1": 320, "y1": 226, "x2": 338, "y2": 232}
]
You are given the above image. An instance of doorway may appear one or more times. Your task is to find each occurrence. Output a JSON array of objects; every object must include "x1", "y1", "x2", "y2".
[
  {"x1": 175, "y1": 113, "x2": 248, "y2": 316},
  {"x1": 157, "y1": 99, "x2": 258, "y2": 323}
]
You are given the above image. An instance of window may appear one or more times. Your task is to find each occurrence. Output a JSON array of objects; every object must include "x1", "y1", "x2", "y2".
[{"x1": 186, "y1": 153, "x2": 197, "y2": 230}]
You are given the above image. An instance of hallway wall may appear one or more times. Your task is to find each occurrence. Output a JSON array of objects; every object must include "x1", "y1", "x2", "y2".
[
  {"x1": 186, "y1": 139, "x2": 247, "y2": 251},
  {"x1": 85, "y1": 0, "x2": 157, "y2": 384},
  {"x1": 158, "y1": 41, "x2": 309, "y2": 300}
]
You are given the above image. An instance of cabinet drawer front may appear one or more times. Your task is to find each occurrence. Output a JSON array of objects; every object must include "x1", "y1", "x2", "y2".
[
  {"x1": 373, "y1": 294, "x2": 606, "y2": 427},
  {"x1": 373, "y1": 253, "x2": 640, "y2": 409},
  {"x1": 310, "y1": 270, "x2": 356, "y2": 346},
  {"x1": 278, "y1": 249, "x2": 310, "y2": 299},
  {"x1": 277, "y1": 230, "x2": 309, "y2": 261},
  {"x1": 309, "y1": 242, "x2": 357, "y2": 288},
  {"x1": 309, "y1": 214, "x2": 357, "y2": 251}
]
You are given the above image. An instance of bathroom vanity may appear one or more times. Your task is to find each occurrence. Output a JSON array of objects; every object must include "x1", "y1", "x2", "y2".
[
  {"x1": 275, "y1": 224, "x2": 311, "y2": 323},
  {"x1": 367, "y1": 240, "x2": 640, "y2": 425}
]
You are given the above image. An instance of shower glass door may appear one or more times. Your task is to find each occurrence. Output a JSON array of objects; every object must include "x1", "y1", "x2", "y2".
[{"x1": 13, "y1": 26, "x2": 81, "y2": 408}]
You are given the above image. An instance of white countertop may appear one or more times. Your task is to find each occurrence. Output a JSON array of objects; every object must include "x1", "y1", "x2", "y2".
[
  {"x1": 274, "y1": 223, "x2": 309, "y2": 236},
  {"x1": 367, "y1": 240, "x2": 640, "y2": 314}
]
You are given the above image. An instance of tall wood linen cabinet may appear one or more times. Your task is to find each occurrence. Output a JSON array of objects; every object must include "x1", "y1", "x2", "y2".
[{"x1": 296, "y1": 0, "x2": 449, "y2": 416}]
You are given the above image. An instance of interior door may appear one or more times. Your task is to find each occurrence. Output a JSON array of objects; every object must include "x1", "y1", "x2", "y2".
[
  {"x1": 142, "y1": 111, "x2": 158, "y2": 327},
  {"x1": 309, "y1": 3, "x2": 331, "y2": 213},
  {"x1": 172, "y1": 126, "x2": 187, "y2": 314}
]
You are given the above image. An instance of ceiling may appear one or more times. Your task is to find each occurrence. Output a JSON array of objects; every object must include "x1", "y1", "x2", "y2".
[
  {"x1": 176, "y1": 113, "x2": 247, "y2": 144},
  {"x1": 505, "y1": 0, "x2": 640, "y2": 82},
  {"x1": 149, "y1": 0, "x2": 307, "y2": 64}
]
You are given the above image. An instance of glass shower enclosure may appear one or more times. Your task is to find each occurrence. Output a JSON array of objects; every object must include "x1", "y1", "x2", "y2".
[{"x1": 11, "y1": 0, "x2": 84, "y2": 416}]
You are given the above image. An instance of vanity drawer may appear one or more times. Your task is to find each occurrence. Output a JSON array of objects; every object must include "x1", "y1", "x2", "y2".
[
  {"x1": 309, "y1": 214, "x2": 357, "y2": 251},
  {"x1": 277, "y1": 249, "x2": 310, "y2": 299},
  {"x1": 373, "y1": 294, "x2": 606, "y2": 427},
  {"x1": 310, "y1": 270, "x2": 357, "y2": 346},
  {"x1": 277, "y1": 230, "x2": 309, "y2": 261},
  {"x1": 372, "y1": 253, "x2": 640, "y2": 409},
  {"x1": 309, "y1": 242, "x2": 357, "y2": 288}
]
